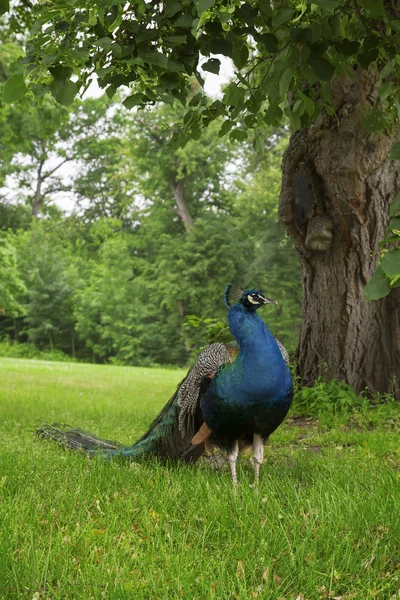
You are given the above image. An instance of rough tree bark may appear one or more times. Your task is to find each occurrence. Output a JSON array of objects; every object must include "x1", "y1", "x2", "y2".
[
  {"x1": 169, "y1": 179, "x2": 194, "y2": 231},
  {"x1": 280, "y1": 67, "x2": 400, "y2": 397}
]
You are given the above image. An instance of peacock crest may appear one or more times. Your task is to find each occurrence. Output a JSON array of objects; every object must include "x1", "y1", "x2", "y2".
[{"x1": 224, "y1": 283, "x2": 243, "y2": 308}]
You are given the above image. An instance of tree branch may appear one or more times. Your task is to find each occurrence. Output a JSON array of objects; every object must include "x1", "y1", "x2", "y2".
[{"x1": 42, "y1": 157, "x2": 72, "y2": 180}]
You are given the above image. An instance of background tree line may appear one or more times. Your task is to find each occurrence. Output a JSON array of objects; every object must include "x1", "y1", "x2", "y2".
[{"x1": 0, "y1": 38, "x2": 302, "y2": 365}]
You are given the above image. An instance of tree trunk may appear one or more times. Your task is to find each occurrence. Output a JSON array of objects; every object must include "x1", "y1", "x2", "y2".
[
  {"x1": 32, "y1": 162, "x2": 44, "y2": 218},
  {"x1": 169, "y1": 179, "x2": 194, "y2": 231},
  {"x1": 280, "y1": 67, "x2": 400, "y2": 397}
]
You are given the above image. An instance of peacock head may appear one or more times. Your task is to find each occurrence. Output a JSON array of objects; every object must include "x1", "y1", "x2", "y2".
[{"x1": 224, "y1": 283, "x2": 277, "y2": 312}]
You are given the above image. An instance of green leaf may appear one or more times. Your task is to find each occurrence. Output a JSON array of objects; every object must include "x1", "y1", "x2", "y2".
[
  {"x1": 259, "y1": 4, "x2": 273, "y2": 18},
  {"x1": 381, "y1": 249, "x2": 400, "y2": 279},
  {"x1": 286, "y1": 107, "x2": 301, "y2": 130},
  {"x1": 210, "y1": 39, "x2": 231, "y2": 56},
  {"x1": 379, "y1": 81, "x2": 394, "y2": 100},
  {"x1": 171, "y1": 88, "x2": 186, "y2": 106},
  {"x1": 224, "y1": 83, "x2": 245, "y2": 106},
  {"x1": 391, "y1": 275, "x2": 400, "y2": 288},
  {"x1": 42, "y1": 54, "x2": 58, "y2": 67},
  {"x1": 232, "y1": 44, "x2": 249, "y2": 70},
  {"x1": 259, "y1": 33, "x2": 278, "y2": 53},
  {"x1": 310, "y1": 23, "x2": 322, "y2": 43},
  {"x1": 358, "y1": 0, "x2": 385, "y2": 17},
  {"x1": 298, "y1": 91, "x2": 315, "y2": 117},
  {"x1": 365, "y1": 266, "x2": 391, "y2": 300},
  {"x1": 229, "y1": 129, "x2": 248, "y2": 142},
  {"x1": 197, "y1": 0, "x2": 216, "y2": 17},
  {"x1": 272, "y1": 8, "x2": 295, "y2": 28},
  {"x1": 309, "y1": 57, "x2": 335, "y2": 81},
  {"x1": 111, "y1": 43, "x2": 122, "y2": 57},
  {"x1": 49, "y1": 64, "x2": 73, "y2": 83},
  {"x1": 253, "y1": 133, "x2": 264, "y2": 154},
  {"x1": 263, "y1": 104, "x2": 283, "y2": 125},
  {"x1": 95, "y1": 37, "x2": 112, "y2": 51},
  {"x1": 279, "y1": 68, "x2": 293, "y2": 96},
  {"x1": 244, "y1": 114, "x2": 255, "y2": 128},
  {"x1": 88, "y1": 8, "x2": 97, "y2": 26},
  {"x1": 165, "y1": 2, "x2": 181, "y2": 18},
  {"x1": 189, "y1": 92, "x2": 203, "y2": 106},
  {"x1": 388, "y1": 216, "x2": 400, "y2": 231},
  {"x1": 54, "y1": 79, "x2": 77, "y2": 106},
  {"x1": 380, "y1": 217, "x2": 400, "y2": 245},
  {"x1": 358, "y1": 49, "x2": 379, "y2": 70},
  {"x1": 336, "y1": 39, "x2": 360, "y2": 56},
  {"x1": 389, "y1": 193, "x2": 400, "y2": 218},
  {"x1": 0, "y1": 0, "x2": 9, "y2": 15},
  {"x1": 218, "y1": 120, "x2": 234, "y2": 137},
  {"x1": 108, "y1": 9, "x2": 122, "y2": 32},
  {"x1": 389, "y1": 143, "x2": 400, "y2": 160},
  {"x1": 311, "y1": 0, "x2": 339, "y2": 12},
  {"x1": 142, "y1": 52, "x2": 168, "y2": 69},
  {"x1": 175, "y1": 13, "x2": 193, "y2": 27},
  {"x1": 201, "y1": 58, "x2": 220, "y2": 74},
  {"x1": 167, "y1": 59, "x2": 185, "y2": 72},
  {"x1": 168, "y1": 58, "x2": 185, "y2": 73},
  {"x1": 362, "y1": 109, "x2": 387, "y2": 134},
  {"x1": 3, "y1": 73, "x2": 27, "y2": 103},
  {"x1": 123, "y1": 93, "x2": 144, "y2": 109}
]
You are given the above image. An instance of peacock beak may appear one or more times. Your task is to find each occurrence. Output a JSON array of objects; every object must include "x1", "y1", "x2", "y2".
[{"x1": 262, "y1": 297, "x2": 278, "y2": 305}]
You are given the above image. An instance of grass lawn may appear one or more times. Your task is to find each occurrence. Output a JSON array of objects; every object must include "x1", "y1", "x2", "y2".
[{"x1": 0, "y1": 357, "x2": 399, "y2": 600}]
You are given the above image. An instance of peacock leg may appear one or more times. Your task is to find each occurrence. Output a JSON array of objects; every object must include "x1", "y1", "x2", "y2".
[
  {"x1": 228, "y1": 439, "x2": 239, "y2": 487},
  {"x1": 251, "y1": 433, "x2": 264, "y2": 487}
]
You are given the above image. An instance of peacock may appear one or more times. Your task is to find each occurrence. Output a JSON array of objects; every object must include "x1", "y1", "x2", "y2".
[{"x1": 37, "y1": 284, "x2": 293, "y2": 486}]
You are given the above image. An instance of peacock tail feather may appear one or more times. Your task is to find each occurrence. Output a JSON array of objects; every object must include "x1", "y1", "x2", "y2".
[{"x1": 36, "y1": 374, "x2": 204, "y2": 463}]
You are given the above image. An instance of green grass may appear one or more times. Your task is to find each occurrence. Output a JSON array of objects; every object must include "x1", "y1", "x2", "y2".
[{"x1": 0, "y1": 358, "x2": 399, "y2": 600}]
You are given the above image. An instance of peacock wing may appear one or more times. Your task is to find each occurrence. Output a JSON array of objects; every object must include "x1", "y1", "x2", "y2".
[
  {"x1": 177, "y1": 342, "x2": 238, "y2": 444},
  {"x1": 276, "y1": 340, "x2": 290, "y2": 365}
]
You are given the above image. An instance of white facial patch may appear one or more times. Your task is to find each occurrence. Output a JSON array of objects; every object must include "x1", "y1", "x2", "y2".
[{"x1": 247, "y1": 294, "x2": 260, "y2": 305}]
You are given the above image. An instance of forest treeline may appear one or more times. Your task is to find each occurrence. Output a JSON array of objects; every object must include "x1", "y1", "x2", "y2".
[{"x1": 1, "y1": 43, "x2": 302, "y2": 365}]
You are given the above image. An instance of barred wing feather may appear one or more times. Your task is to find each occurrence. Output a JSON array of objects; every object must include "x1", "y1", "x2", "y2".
[{"x1": 177, "y1": 342, "x2": 237, "y2": 439}]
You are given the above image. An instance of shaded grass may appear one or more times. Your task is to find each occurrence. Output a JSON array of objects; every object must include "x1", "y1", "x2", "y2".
[{"x1": 0, "y1": 358, "x2": 399, "y2": 600}]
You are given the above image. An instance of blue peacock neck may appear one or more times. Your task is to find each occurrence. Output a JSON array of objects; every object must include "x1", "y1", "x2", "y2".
[
  {"x1": 228, "y1": 303, "x2": 275, "y2": 347},
  {"x1": 227, "y1": 303, "x2": 291, "y2": 399}
]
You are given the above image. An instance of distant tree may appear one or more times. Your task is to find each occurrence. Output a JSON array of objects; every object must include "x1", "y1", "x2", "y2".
[
  {"x1": 73, "y1": 226, "x2": 190, "y2": 365},
  {"x1": 119, "y1": 101, "x2": 238, "y2": 231},
  {"x1": 0, "y1": 232, "x2": 25, "y2": 317},
  {"x1": 71, "y1": 100, "x2": 238, "y2": 231},
  {"x1": 15, "y1": 226, "x2": 78, "y2": 353}
]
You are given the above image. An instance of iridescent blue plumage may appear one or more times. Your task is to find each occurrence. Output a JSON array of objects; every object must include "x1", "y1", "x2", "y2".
[{"x1": 201, "y1": 298, "x2": 293, "y2": 451}]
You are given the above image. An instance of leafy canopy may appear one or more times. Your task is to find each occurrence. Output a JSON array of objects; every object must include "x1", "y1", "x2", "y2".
[{"x1": 4, "y1": 0, "x2": 400, "y2": 142}]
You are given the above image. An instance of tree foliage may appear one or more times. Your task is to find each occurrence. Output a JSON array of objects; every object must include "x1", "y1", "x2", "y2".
[
  {"x1": 14, "y1": 224, "x2": 78, "y2": 352},
  {"x1": 5, "y1": 0, "x2": 400, "y2": 137},
  {"x1": 0, "y1": 91, "x2": 302, "y2": 364},
  {"x1": 0, "y1": 232, "x2": 25, "y2": 317}
]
